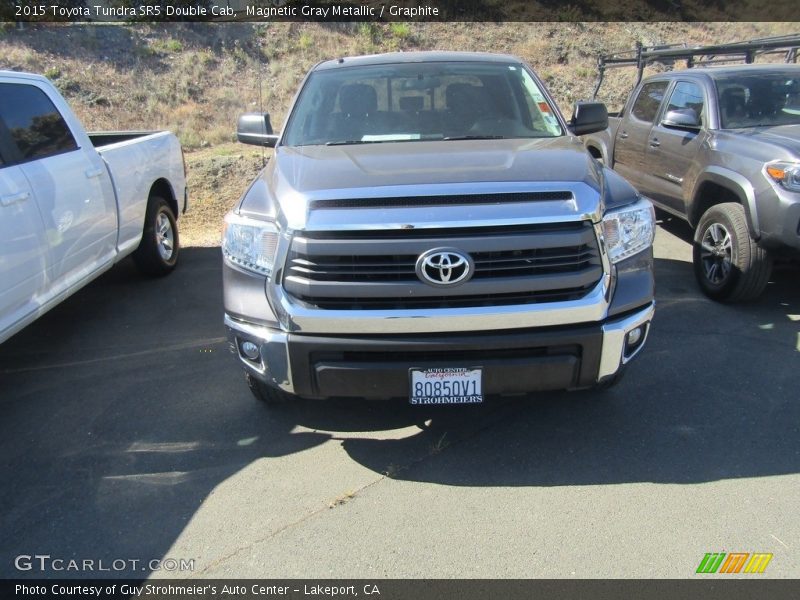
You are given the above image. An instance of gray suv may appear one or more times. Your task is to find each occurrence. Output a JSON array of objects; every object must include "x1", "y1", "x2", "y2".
[{"x1": 222, "y1": 52, "x2": 656, "y2": 405}]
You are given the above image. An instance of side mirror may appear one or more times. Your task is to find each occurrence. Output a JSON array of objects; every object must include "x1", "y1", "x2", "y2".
[
  {"x1": 237, "y1": 113, "x2": 279, "y2": 147},
  {"x1": 570, "y1": 101, "x2": 608, "y2": 136},
  {"x1": 662, "y1": 109, "x2": 701, "y2": 130}
]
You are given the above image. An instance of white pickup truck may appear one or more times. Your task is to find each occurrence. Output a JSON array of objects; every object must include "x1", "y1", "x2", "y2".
[{"x1": 0, "y1": 70, "x2": 188, "y2": 344}]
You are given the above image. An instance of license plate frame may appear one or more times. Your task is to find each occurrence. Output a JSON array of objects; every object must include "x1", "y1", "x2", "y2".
[{"x1": 409, "y1": 367, "x2": 483, "y2": 405}]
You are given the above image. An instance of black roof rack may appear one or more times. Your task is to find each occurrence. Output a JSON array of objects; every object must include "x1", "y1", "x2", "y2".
[{"x1": 592, "y1": 34, "x2": 800, "y2": 99}]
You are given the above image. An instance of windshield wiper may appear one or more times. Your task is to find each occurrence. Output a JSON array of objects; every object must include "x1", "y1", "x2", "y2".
[
  {"x1": 442, "y1": 135, "x2": 506, "y2": 141},
  {"x1": 325, "y1": 139, "x2": 386, "y2": 146}
]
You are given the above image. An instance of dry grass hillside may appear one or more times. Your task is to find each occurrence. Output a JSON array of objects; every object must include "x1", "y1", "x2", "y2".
[{"x1": 0, "y1": 21, "x2": 796, "y2": 244}]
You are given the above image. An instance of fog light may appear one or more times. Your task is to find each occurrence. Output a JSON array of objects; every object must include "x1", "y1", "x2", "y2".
[
  {"x1": 240, "y1": 340, "x2": 260, "y2": 361},
  {"x1": 627, "y1": 327, "x2": 643, "y2": 347}
]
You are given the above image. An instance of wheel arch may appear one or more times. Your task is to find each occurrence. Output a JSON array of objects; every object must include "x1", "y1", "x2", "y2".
[
  {"x1": 690, "y1": 167, "x2": 759, "y2": 239},
  {"x1": 587, "y1": 144, "x2": 603, "y2": 161},
  {"x1": 148, "y1": 178, "x2": 179, "y2": 219},
  {"x1": 585, "y1": 141, "x2": 609, "y2": 165}
]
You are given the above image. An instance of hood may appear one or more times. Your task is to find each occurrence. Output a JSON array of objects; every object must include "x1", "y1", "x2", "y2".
[
  {"x1": 239, "y1": 137, "x2": 625, "y2": 230},
  {"x1": 717, "y1": 124, "x2": 800, "y2": 159},
  {"x1": 271, "y1": 137, "x2": 599, "y2": 191},
  {"x1": 747, "y1": 124, "x2": 800, "y2": 155}
]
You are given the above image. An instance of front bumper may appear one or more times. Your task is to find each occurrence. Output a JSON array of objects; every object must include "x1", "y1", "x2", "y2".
[
  {"x1": 754, "y1": 181, "x2": 800, "y2": 256},
  {"x1": 225, "y1": 302, "x2": 654, "y2": 400}
]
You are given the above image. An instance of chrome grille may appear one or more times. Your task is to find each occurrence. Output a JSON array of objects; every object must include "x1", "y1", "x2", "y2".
[{"x1": 284, "y1": 221, "x2": 603, "y2": 310}]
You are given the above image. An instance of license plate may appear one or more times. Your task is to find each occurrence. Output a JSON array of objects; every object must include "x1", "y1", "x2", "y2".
[{"x1": 409, "y1": 367, "x2": 483, "y2": 405}]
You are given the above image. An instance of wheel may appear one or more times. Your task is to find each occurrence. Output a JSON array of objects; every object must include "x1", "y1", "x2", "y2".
[
  {"x1": 245, "y1": 371, "x2": 290, "y2": 405},
  {"x1": 133, "y1": 195, "x2": 179, "y2": 276},
  {"x1": 692, "y1": 203, "x2": 772, "y2": 302}
]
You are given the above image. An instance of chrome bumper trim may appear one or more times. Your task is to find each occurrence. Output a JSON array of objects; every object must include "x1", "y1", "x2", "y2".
[
  {"x1": 227, "y1": 301, "x2": 655, "y2": 396},
  {"x1": 597, "y1": 303, "x2": 655, "y2": 381},
  {"x1": 225, "y1": 315, "x2": 294, "y2": 394},
  {"x1": 271, "y1": 275, "x2": 612, "y2": 335}
]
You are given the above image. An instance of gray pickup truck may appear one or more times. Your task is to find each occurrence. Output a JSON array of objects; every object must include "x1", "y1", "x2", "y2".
[
  {"x1": 222, "y1": 51, "x2": 655, "y2": 405},
  {"x1": 584, "y1": 60, "x2": 800, "y2": 302}
]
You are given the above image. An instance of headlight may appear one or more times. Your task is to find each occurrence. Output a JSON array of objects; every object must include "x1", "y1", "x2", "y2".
[
  {"x1": 222, "y1": 213, "x2": 279, "y2": 277},
  {"x1": 765, "y1": 161, "x2": 800, "y2": 192},
  {"x1": 602, "y1": 198, "x2": 655, "y2": 264}
]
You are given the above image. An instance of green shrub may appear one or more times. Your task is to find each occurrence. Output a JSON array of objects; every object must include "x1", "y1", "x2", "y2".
[
  {"x1": 298, "y1": 32, "x2": 313, "y2": 51},
  {"x1": 389, "y1": 23, "x2": 411, "y2": 40},
  {"x1": 153, "y1": 38, "x2": 183, "y2": 54}
]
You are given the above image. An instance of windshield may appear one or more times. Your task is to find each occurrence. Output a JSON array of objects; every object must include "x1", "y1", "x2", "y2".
[
  {"x1": 282, "y1": 61, "x2": 563, "y2": 146},
  {"x1": 716, "y1": 71, "x2": 800, "y2": 129}
]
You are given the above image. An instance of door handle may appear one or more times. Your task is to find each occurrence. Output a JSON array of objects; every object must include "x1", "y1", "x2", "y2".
[
  {"x1": 1, "y1": 191, "x2": 30, "y2": 207},
  {"x1": 85, "y1": 167, "x2": 104, "y2": 179},
  {"x1": 649, "y1": 139, "x2": 660, "y2": 147},
  {"x1": 619, "y1": 132, "x2": 629, "y2": 139}
]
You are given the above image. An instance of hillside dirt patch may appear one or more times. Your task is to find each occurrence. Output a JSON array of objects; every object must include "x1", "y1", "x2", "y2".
[
  {"x1": 180, "y1": 144, "x2": 267, "y2": 247},
  {"x1": 2, "y1": 21, "x2": 795, "y2": 246}
]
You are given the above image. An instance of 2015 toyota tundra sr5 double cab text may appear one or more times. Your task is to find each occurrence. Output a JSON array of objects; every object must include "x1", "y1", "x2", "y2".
[
  {"x1": 222, "y1": 52, "x2": 656, "y2": 405},
  {"x1": 0, "y1": 70, "x2": 187, "y2": 344}
]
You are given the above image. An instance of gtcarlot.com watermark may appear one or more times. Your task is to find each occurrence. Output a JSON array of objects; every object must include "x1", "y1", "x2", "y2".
[{"x1": 14, "y1": 554, "x2": 195, "y2": 573}]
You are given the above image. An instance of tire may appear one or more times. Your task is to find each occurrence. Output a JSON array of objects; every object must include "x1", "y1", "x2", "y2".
[
  {"x1": 133, "y1": 195, "x2": 179, "y2": 276},
  {"x1": 692, "y1": 203, "x2": 772, "y2": 302},
  {"x1": 245, "y1": 371, "x2": 290, "y2": 405}
]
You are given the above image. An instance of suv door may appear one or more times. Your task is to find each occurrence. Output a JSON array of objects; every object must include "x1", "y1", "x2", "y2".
[
  {"x1": 0, "y1": 147, "x2": 48, "y2": 342},
  {"x1": 648, "y1": 80, "x2": 708, "y2": 216},
  {"x1": 614, "y1": 80, "x2": 669, "y2": 195},
  {"x1": 0, "y1": 82, "x2": 117, "y2": 301}
]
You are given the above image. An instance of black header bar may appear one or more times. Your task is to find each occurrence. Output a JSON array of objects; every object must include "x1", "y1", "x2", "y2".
[
  {"x1": 3, "y1": 579, "x2": 800, "y2": 600},
  {"x1": 1, "y1": 0, "x2": 799, "y2": 23}
]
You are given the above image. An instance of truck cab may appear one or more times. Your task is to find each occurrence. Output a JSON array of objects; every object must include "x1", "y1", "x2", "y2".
[{"x1": 223, "y1": 52, "x2": 656, "y2": 406}]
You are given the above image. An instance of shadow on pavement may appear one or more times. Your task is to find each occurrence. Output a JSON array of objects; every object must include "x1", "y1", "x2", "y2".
[
  {"x1": 0, "y1": 246, "x2": 798, "y2": 577},
  {"x1": 341, "y1": 257, "x2": 799, "y2": 487}
]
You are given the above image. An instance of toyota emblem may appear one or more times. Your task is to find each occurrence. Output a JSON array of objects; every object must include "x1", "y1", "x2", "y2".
[{"x1": 415, "y1": 248, "x2": 474, "y2": 287}]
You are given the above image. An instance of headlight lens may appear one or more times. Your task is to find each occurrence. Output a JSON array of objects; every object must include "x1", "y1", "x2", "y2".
[
  {"x1": 602, "y1": 198, "x2": 655, "y2": 264},
  {"x1": 222, "y1": 213, "x2": 279, "y2": 277},
  {"x1": 765, "y1": 161, "x2": 800, "y2": 192}
]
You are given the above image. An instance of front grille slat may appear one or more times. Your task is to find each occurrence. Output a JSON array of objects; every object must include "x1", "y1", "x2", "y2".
[
  {"x1": 292, "y1": 223, "x2": 595, "y2": 260},
  {"x1": 298, "y1": 220, "x2": 587, "y2": 240},
  {"x1": 309, "y1": 191, "x2": 573, "y2": 209},
  {"x1": 475, "y1": 261, "x2": 593, "y2": 274},
  {"x1": 284, "y1": 220, "x2": 603, "y2": 309},
  {"x1": 473, "y1": 249, "x2": 596, "y2": 264},
  {"x1": 285, "y1": 268, "x2": 601, "y2": 298},
  {"x1": 300, "y1": 287, "x2": 594, "y2": 310}
]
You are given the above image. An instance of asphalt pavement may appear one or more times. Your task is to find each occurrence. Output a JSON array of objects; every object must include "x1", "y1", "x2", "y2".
[{"x1": 1, "y1": 215, "x2": 798, "y2": 579}]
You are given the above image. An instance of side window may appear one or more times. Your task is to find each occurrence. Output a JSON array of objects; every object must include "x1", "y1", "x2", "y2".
[
  {"x1": 0, "y1": 83, "x2": 78, "y2": 163},
  {"x1": 666, "y1": 81, "x2": 705, "y2": 125},
  {"x1": 630, "y1": 81, "x2": 669, "y2": 123}
]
